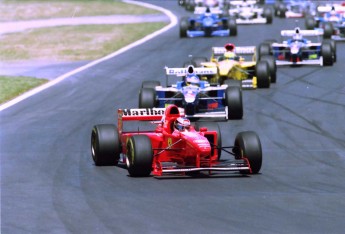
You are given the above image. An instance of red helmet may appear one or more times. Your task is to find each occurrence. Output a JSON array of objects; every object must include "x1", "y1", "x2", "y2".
[{"x1": 224, "y1": 43, "x2": 235, "y2": 52}]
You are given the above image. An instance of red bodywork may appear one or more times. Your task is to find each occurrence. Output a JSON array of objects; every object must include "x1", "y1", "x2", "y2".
[{"x1": 117, "y1": 105, "x2": 248, "y2": 176}]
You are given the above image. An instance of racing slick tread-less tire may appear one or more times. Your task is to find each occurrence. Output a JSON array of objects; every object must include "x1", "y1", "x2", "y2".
[
  {"x1": 305, "y1": 16, "x2": 316, "y2": 30},
  {"x1": 256, "y1": 61, "x2": 270, "y2": 88},
  {"x1": 260, "y1": 55, "x2": 277, "y2": 83},
  {"x1": 126, "y1": 135, "x2": 153, "y2": 177},
  {"x1": 139, "y1": 88, "x2": 156, "y2": 108},
  {"x1": 263, "y1": 7, "x2": 273, "y2": 23},
  {"x1": 141, "y1": 80, "x2": 160, "y2": 89},
  {"x1": 323, "y1": 22, "x2": 333, "y2": 39},
  {"x1": 91, "y1": 124, "x2": 121, "y2": 166},
  {"x1": 225, "y1": 86, "x2": 243, "y2": 120},
  {"x1": 324, "y1": 39, "x2": 337, "y2": 63},
  {"x1": 194, "y1": 122, "x2": 222, "y2": 159},
  {"x1": 228, "y1": 19, "x2": 237, "y2": 36},
  {"x1": 234, "y1": 131, "x2": 262, "y2": 174},
  {"x1": 321, "y1": 43, "x2": 333, "y2": 66},
  {"x1": 180, "y1": 17, "x2": 189, "y2": 38},
  {"x1": 257, "y1": 43, "x2": 271, "y2": 60}
]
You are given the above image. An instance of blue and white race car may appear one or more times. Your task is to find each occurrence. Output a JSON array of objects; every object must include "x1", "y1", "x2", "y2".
[
  {"x1": 305, "y1": 4, "x2": 345, "y2": 41},
  {"x1": 138, "y1": 65, "x2": 243, "y2": 120},
  {"x1": 258, "y1": 27, "x2": 336, "y2": 66},
  {"x1": 179, "y1": 7, "x2": 237, "y2": 37}
]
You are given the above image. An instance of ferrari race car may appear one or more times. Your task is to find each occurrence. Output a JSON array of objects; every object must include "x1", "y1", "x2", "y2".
[
  {"x1": 91, "y1": 104, "x2": 263, "y2": 177},
  {"x1": 227, "y1": 0, "x2": 273, "y2": 24},
  {"x1": 257, "y1": 27, "x2": 336, "y2": 66},
  {"x1": 138, "y1": 65, "x2": 243, "y2": 120},
  {"x1": 199, "y1": 43, "x2": 276, "y2": 89},
  {"x1": 180, "y1": 7, "x2": 237, "y2": 37},
  {"x1": 274, "y1": 0, "x2": 317, "y2": 18},
  {"x1": 305, "y1": 4, "x2": 345, "y2": 41}
]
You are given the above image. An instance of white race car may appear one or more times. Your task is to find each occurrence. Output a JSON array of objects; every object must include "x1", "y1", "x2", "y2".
[{"x1": 228, "y1": 0, "x2": 273, "y2": 24}]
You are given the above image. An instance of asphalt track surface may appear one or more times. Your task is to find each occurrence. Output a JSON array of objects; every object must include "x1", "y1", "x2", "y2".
[{"x1": 1, "y1": 0, "x2": 345, "y2": 233}]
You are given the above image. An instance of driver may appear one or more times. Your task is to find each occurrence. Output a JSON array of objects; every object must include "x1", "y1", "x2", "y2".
[
  {"x1": 184, "y1": 73, "x2": 200, "y2": 86},
  {"x1": 174, "y1": 117, "x2": 191, "y2": 132}
]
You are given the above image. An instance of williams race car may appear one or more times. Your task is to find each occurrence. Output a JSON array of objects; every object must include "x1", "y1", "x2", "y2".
[
  {"x1": 199, "y1": 43, "x2": 276, "y2": 89},
  {"x1": 274, "y1": 0, "x2": 317, "y2": 18},
  {"x1": 138, "y1": 65, "x2": 243, "y2": 120},
  {"x1": 305, "y1": 4, "x2": 345, "y2": 41},
  {"x1": 227, "y1": 0, "x2": 273, "y2": 24},
  {"x1": 180, "y1": 7, "x2": 237, "y2": 37},
  {"x1": 258, "y1": 27, "x2": 336, "y2": 66},
  {"x1": 91, "y1": 104, "x2": 262, "y2": 177}
]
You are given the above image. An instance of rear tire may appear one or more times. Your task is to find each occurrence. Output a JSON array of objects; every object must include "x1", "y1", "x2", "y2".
[
  {"x1": 257, "y1": 43, "x2": 271, "y2": 60},
  {"x1": 263, "y1": 7, "x2": 273, "y2": 23},
  {"x1": 234, "y1": 131, "x2": 262, "y2": 174},
  {"x1": 305, "y1": 16, "x2": 316, "y2": 30},
  {"x1": 229, "y1": 19, "x2": 237, "y2": 36},
  {"x1": 126, "y1": 135, "x2": 153, "y2": 177},
  {"x1": 321, "y1": 43, "x2": 333, "y2": 66},
  {"x1": 256, "y1": 61, "x2": 270, "y2": 88},
  {"x1": 260, "y1": 55, "x2": 276, "y2": 83},
  {"x1": 91, "y1": 124, "x2": 121, "y2": 166},
  {"x1": 225, "y1": 86, "x2": 243, "y2": 120},
  {"x1": 323, "y1": 22, "x2": 333, "y2": 39},
  {"x1": 139, "y1": 88, "x2": 156, "y2": 108},
  {"x1": 180, "y1": 17, "x2": 189, "y2": 38}
]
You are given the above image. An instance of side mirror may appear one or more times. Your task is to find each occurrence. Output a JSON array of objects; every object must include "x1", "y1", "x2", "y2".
[{"x1": 199, "y1": 127, "x2": 207, "y2": 132}]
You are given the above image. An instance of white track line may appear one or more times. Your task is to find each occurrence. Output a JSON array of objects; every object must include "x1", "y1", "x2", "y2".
[{"x1": 0, "y1": 0, "x2": 177, "y2": 112}]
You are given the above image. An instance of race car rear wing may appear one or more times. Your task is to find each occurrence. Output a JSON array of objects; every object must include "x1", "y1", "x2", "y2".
[
  {"x1": 229, "y1": 0, "x2": 257, "y2": 6},
  {"x1": 118, "y1": 107, "x2": 185, "y2": 133},
  {"x1": 317, "y1": 5, "x2": 345, "y2": 13},
  {"x1": 194, "y1": 6, "x2": 222, "y2": 15},
  {"x1": 165, "y1": 67, "x2": 217, "y2": 76},
  {"x1": 212, "y1": 46, "x2": 256, "y2": 57},
  {"x1": 280, "y1": 29, "x2": 323, "y2": 37}
]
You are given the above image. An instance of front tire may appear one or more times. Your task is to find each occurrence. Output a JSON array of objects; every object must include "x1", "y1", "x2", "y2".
[
  {"x1": 234, "y1": 131, "x2": 262, "y2": 174},
  {"x1": 91, "y1": 124, "x2": 121, "y2": 166},
  {"x1": 321, "y1": 43, "x2": 333, "y2": 66},
  {"x1": 126, "y1": 135, "x2": 153, "y2": 177}
]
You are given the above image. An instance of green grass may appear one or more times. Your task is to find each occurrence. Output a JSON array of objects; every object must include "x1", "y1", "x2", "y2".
[
  {"x1": 0, "y1": 76, "x2": 49, "y2": 103},
  {"x1": 0, "y1": 0, "x2": 159, "y2": 21},
  {"x1": 0, "y1": 0, "x2": 168, "y2": 105},
  {"x1": 0, "y1": 22, "x2": 168, "y2": 61}
]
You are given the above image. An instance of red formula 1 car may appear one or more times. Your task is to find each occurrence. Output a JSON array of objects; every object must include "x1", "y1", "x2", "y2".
[{"x1": 91, "y1": 105, "x2": 262, "y2": 177}]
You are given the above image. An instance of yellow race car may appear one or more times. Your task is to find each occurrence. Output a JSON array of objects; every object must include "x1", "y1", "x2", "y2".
[{"x1": 198, "y1": 43, "x2": 276, "y2": 89}]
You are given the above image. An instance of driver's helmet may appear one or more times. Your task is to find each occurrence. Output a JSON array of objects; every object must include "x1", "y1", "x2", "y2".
[
  {"x1": 174, "y1": 117, "x2": 191, "y2": 131},
  {"x1": 223, "y1": 51, "x2": 236, "y2": 60},
  {"x1": 185, "y1": 74, "x2": 200, "y2": 86},
  {"x1": 205, "y1": 7, "x2": 212, "y2": 17}
]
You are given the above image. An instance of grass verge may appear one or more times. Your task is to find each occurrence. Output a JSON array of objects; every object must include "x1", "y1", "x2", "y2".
[
  {"x1": 0, "y1": 0, "x2": 159, "y2": 21},
  {"x1": 0, "y1": 76, "x2": 49, "y2": 104},
  {"x1": 0, "y1": 22, "x2": 168, "y2": 61}
]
